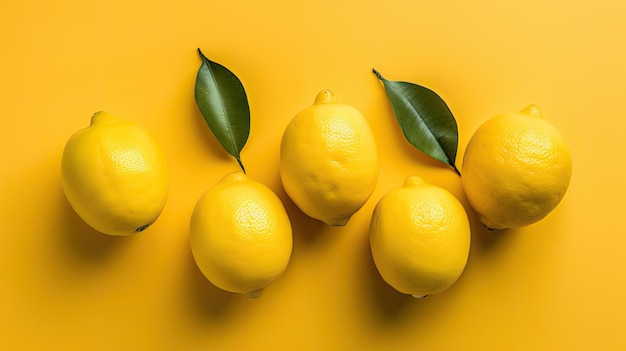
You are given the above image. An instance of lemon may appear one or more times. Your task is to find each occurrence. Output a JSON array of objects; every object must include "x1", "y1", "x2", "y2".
[
  {"x1": 369, "y1": 176, "x2": 471, "y2": 298},
  {"x1": 61, "y1": 111, "x2": 168, "y2": 236},
  {"x1": 279, "y1": 90, "x2": 379, "y2": 226},
  {"x1": 461, "y1": 105, "x2": 572, "y2": 230},
  {"x1": 190, "y1": 172, "x2": 293, "y2": 298}
]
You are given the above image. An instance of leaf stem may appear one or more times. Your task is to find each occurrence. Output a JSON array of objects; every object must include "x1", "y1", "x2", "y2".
[
  {"x1": 452, "y1": 164, "x2": 461, "y2": 176},
  {"x1": 237, "y1": 158, "x2": 246, "y2": 174},
  {"x1": 372, "y1": 68, "x2": 385, "y2": 81}
]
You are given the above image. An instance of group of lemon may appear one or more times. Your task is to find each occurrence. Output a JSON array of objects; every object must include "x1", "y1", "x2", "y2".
[{"x1": 61, "y1": 90, "x2": 572, "y2": 299}]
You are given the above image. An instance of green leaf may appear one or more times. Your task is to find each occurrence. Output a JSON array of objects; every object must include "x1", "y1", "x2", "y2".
[
  {"x1": 195, "y1": 48, "x2": 250, "y2": 173},
  {"x1": 373, "y1": 69, "x2": 460, "y2": 175}
]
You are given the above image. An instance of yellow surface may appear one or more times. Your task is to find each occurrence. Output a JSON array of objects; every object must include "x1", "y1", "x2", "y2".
[{"x1": 1, "y1": 0, "x2": 625, "y2": 349}]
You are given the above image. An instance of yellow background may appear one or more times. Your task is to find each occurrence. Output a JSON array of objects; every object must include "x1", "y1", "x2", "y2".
[{"x1": 2, "y1": 0, "x2": 625, "y2": 349}]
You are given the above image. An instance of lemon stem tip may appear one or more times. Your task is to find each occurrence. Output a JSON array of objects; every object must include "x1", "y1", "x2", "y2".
[
  {"x1": 325, "y1": 216, "x2": 351, "y2": 226},
  {"x1": 135, "y1": 224, "x2": 150, "y2": 232},
  {"x1": 404, "y1": 175, "x2": 426, "y2": 186},
  {"x1": 412, "y1": 294, "x2": 428, "y2": 298},
  {"x1": 482, "y1": 222, "x2": 501, "y2": 231},
  {"x1": 90, "y1": 111, "x2": 103, "y2": 121},
  {"x1": 244, "y1": 289, "x2": 263, "y2": 299},
  {"x1": 314, "y1": 90, "x2": 336, "y2": 104},
  {"x1": 521, "y1": 104, "x2": 542, "y2": 118}
]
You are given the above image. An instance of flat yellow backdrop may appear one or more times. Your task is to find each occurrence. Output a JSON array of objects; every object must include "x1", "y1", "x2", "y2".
[{"x1": 2, "y1": 0, "x2": 625, "y2": 349}]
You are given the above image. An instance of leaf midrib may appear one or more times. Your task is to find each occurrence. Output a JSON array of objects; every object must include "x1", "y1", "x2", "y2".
[{"x1": 201, "y1": 53, "x2": 240, "y2": 160}]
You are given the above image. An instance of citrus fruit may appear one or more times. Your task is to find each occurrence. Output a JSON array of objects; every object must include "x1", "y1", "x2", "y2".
[
  {"x1": 461, "y1": 105, "x2": 572, "y2": 230},
  {"x1": 279, "y1": 89, "x2": 379, "y2": 226},
  {"x1": 189, "y1": 172, "x2": 293, "y2": 298},
  {"x1": 61, "y1": 111, "x2": 168, "y2": 236},
  {"x1": 369, "y1": 176, "x2": 471, "y2": 298}
]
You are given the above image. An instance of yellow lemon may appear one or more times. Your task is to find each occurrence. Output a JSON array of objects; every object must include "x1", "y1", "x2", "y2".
[
  {"x1": 461, "y1": 105, "x2": 572, "y2": 230},
  {"x1": 369, "y1": 176, "x2": 471, "y2": 298},
  {"x1": 190, "y1": 172, "x2": 293, "y2": 298},
  {"x1": 280, "y1": 90, "x2": 379, "y2": 226},
  {"x1": 61, "y1": 111, "x2": 168, "y2": 236}
]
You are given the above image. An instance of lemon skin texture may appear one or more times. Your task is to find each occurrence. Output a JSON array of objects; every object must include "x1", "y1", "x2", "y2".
[
  {"x1": 461, "y1": 105, "x2": 572, "y2": 230},
  {"x1": 369, "y1": 176, "x2": 471, "y2": 298},
  {"x1": 190, "y1": 172, "x2": 293, "y2": 298},
  {"x1": 61, "y1": 111, "x2": 169, "y2": 236},
  {"x1": 280, "y1": 90, "x2": 379, "y2": 226}
]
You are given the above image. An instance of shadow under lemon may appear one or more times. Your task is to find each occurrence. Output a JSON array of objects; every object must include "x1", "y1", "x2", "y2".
[
  {"x1": 271, "y1": 172, "x2": 344, "y2": 251},
  {"x1": 57, "y1": 183, "x2": 130, "y2": 265},
  {"x1": 355, "y1": 211, "x2": 482, "y2": 328},
  {"x1": 455, "y1": 186, "x2": 519, "y2": 255},
  {"x1": 356, "y1": 227, "x2": 417, "y2": 325},
  {"x1": 181, "y1": 239, "x2": 241, "y2": 322},
  {"x1": 179, "y1": 184, "x2": 342, "y2": 321}
]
